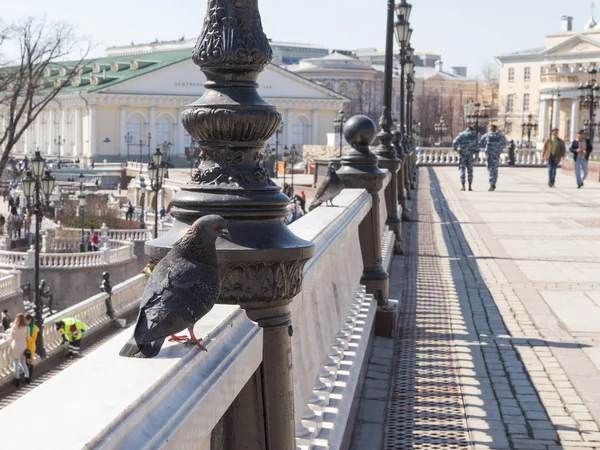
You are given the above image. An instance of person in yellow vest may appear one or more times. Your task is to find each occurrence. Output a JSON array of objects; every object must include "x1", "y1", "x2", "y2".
[
  {"x1": 24, "y1": 314, "x2": 38, "y2": 379},
  {"x1": 141, "y1": 260, "x2": 155, "y2": 278},
  {"x1": 55, "y1": 318, "x2": 89, "y2": 358}
]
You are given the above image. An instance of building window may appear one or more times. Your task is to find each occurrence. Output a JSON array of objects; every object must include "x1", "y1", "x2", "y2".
[
  {"x1": 506, "y1": 122, "x2": 513, "y2": 134},
  {"x1": 127, "y1": 117, "x2": 143, "y2": 143},
  {"x1": 157, "y1": 117, "x2": 171, "y2": 146},
  {"x1": 523, "y1": 93, "x2": 530, "y2": 111},
  {"x1": 506, "y1": 94, "x2": 515, "y2": 112},
  {"x1": 508, "y1": 68, "x2": 515, "y2": 82},
  {"x1": 292, "y1": 117, "x2": 309, "y2": 145},
  {"x1": 524, "y1": 67, "x2": 531, "y2": 82}
]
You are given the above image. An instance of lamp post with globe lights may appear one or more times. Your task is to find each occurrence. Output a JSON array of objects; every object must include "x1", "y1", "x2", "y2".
[
  {"x1": 148, "y1": 148, "x2": 167, "y2": 239},
  {"x1": 333, "y1": 110, "x2": 345, "y2": 157}
]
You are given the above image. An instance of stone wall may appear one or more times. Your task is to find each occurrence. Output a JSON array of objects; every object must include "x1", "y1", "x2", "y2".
[{"x1": 301, "y1": 145, "x2": 350, "y2": 162}]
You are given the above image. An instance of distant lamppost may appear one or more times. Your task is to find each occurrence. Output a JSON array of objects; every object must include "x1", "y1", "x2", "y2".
[
  {"x1": 78, "y1": 189, "x2": 87, "y2": 253},
  {"x1": 161, "y1": 141, "x2": 172, "y2": 177},
  {"x1": 434, "y1": 117, "x2": 448, "y2": 145},
  {"x1": 124, "y1": 132, "x2": 133, "y2": 161},
  {"x1": 146, "y1": 132, "x2": 152, "y2": 164},
  {"x1": 282, "y1": 145, "x2": 290, "y2": 191},
  {"x1": 467, "y1": 102, "x2": 489, "y2": 139},
  {"x1": 138, "y1": 139, "x2": 143, "y2": 167},
  {"x1": 262, "y1": 144, "x2": 274, "y2": 177},
  {"x1": 148, "y1": 148, "x2": 167, "y2": 239},
  {"x1": 78, "y1": 172, "x2": 85, "y2": 192},
  {"x1": 290, "y1": 144, "x2": 298, "y2": 193},
  {"x1": 579, "y1": 67, "x2": 600, "y2": 141},
  {"x1": 405, "y1": 56, "x2": 415, "y2": 134},
  {"x1": 139, "y1": 176, "x2": 146, "y2": 229},
  {"x1": 521, "y1": 113, "x2": 538, "y2": 148},
  {"x1": 54, "y1": 136, "x2": 65, "y2": 167},
  {"x1": 274, "y1": 122, "x2": 284, "y2": 179},
  {"x1": 333, "y1": 110, "x2": 345, "y2": 157},
  {"x1": 22, "y1": 151, "x2": 56, "y2": 358},
  {"x1": 395, "y1": 0, "x2": 413, "y2": 133}
]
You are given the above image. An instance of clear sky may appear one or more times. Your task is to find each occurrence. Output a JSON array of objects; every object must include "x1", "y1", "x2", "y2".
[{"x1": 0, "y1": 0, "x2": 596, "y2": 77}]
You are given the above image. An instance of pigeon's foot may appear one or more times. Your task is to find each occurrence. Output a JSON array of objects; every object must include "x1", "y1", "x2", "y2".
[
  {"x1": 168, "y1": 334, "x2": 188, "y2": 342},
  {"x1": 186, "y1": 327, "x2": 208, "y2": 352}
]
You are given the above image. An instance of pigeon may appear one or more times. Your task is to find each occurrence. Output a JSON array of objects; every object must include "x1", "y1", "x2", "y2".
[
  {"x1": 119, "y1": 215, "x2": 230, "y2": 358},
  {"x1": 308, "y1": 162, "x2": 344, "y2": 211}
]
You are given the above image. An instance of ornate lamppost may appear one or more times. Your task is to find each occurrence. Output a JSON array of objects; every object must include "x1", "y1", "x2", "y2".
[
  {"x1": 139, "y1": 176, "x2": 146, "y2": 230},
  {"x1": 405, "y1": 56, "x2": 415, "y2": 135},
  {"x1": 467, "y1": 102, "x2": 489, "y2": 139},
  {"x1": 125, "y1": 132, "x2": 133, "y2": 161},
  {"x1": 148, "y1": 148, "x2": 167, "y2": 239},
  {"x1": 161, "y1": 141, "x2": 172, "y2": 177},
  {"x1": 78, "y1": 189, "x2": 87, "y2": 253},
  {"x1": 290, "y1": 144, "x2": 298, "y2": 193},
  {"x1": 395, "y1": 0, "x2": 413, "y2": 132},
  {"x1": 333, "y1": 110, "x2": 345, "y2": 157},
  {"x1": 579, "y1": 67, "x2": 600, "y2": 141},
  {"x1": 146, "y1": 132, "x2": 152, "y2": 164},
  {"x1": 521, "y1": 113, "x2": 538, "y2": 148},
  {"x1": 22, "y1": 151, "x2": 56, "y2": 358},
  {"x1": 434, "y1": 117, "x2": 448, "y2": 145},
  {"x1": 54, "y1": 136, "x2": 65, "y2": 167}
]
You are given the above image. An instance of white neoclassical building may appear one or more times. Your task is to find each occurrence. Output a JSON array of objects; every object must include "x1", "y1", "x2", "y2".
[
  {"x1": 6, "y1": 40, "x2": 348, "y2": 164},
  {"x1": 498, "y1": 14, "x2": 600, "y2": 147}
]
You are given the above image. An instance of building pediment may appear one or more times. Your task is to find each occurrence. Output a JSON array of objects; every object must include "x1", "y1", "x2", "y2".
[
  {"x1": 97, "y1": 58, "x2": 348, "y2": 101},
  {"x1": 543, "y1": 34, "x2": 600, "y2": 56}
]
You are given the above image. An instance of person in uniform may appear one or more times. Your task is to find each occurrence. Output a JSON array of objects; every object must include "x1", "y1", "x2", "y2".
[
  {"x1": 479, "y1": 125, "x2": 508, "y2": 191},
  {"x1": 55, "y1": 318, "x2": 89, "y2": 358},
  {"x1": 452, "y1": 126, "x2": 479, "y2": 191}
]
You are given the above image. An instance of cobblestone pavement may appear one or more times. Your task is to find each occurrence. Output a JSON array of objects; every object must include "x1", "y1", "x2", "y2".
[{"x1": 372, "y1": 167, "x2": 600, "y2": 450}]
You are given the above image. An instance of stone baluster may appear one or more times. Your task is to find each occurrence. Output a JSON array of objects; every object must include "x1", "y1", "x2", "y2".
[
  {"x1": 337, "y1": 115, "x2": 389, "y2": 303},
  {"x1": 144, "y1": 2, "x2": 314, "y2": 449}
]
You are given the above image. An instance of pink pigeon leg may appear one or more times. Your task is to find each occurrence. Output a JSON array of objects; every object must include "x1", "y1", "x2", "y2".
[
  {"x1": 168, "y1": 334, "x2": 187, "y2": 342},
  {"x1": 186, "y1": 326, "x2": 208, "y2": 351}
]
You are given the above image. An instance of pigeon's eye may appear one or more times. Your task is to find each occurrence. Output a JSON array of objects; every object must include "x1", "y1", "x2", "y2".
[{"x1": 211, "y1": 223, "x2": 217, "y2": 229}]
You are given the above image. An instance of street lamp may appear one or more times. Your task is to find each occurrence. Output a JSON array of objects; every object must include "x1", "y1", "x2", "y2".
[
  {"x1": 579, "y1": 67, "x2": 600, "y2": 141},
  {"x1": 53, "y1": 136, "x2": 65, "y2": 167},
  {"x1": 434, "y1": 117, "x2": 448, "y2": 145},
  {"x1": 467, "y1": 102, "x2": 490, "y2": 139},
  {"x1": 282, "y1": 145, "x2": 290, "y2": 193},
  {"x1": 78, "y1": 190, "x2": 87, "y2": 253},
  {"x1": 521, "y1": 113, "x2": 539, "y2": 148},
  {"x1": 290, "y1": 144, "x2": 298, "y2": 194},
  {"x1": 395, "y1": 0, "x2": 413, "y2": 133},
  {"x1": 333, "y1": 110, "x2": 345, "y2": 157},
  {"x1": 78, "y1": 172, "x2": 84, "y2": 191},
  {"x1": 139, "y1": 176, "x2": 146, "y2": 230},
  {"x1": 146, "y1": 132, "x2": 152, "y2": 164},
  {"x1": 124, "y1": 132, "x2": 133, "y2": 161},
  {"x1": 22, "y1": 151, "x2": 55, "y2": 358},
  {"x1": 274, "y1": 121, "x2": 283, "y2": 179},
  {"x1": 161, "y1": 141, "x2": 172, "y2": 177},
  {"x1": 148, "y1": 148, "x2": 167, "y2": 239}
]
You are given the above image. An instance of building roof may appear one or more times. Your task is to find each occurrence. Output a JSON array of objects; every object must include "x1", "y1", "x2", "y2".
[
  {"x1": 413, "y1": 66, "x2": 472, "y2": 81},
  {"x1": 498, "y1": 47, "x2": 546, "y2": 57}
]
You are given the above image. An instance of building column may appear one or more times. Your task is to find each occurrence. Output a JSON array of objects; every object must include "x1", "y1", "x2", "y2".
[
  {"x1": 120, "y1": 106, "x2": 127, "y2": 157},
  {"x1": 538, "y1": 99, "x2": 548, "y2": 142},
  {"x1": 35, "y1": 115, "x2": 41, "y2": 151},
  {"x1": 89, "y1": 106, "x2": 97, "y2": 158},
  {"x1": 75, "y1": 108, "x2": 81, "y2": 156},
  {"x1": 552, "y1": 98, "x2": 560, "y2": 134},
  {"x1": 48, "y1": 109, "x2": 54, "y2": 155},
  {"x1": 285, "y1": 109, "x2": 293, "y2": 147},
  {"x1": 570, "y1": 99, "x2": 579, "y2": 141},
  {"x1": 61, "y1": 109, "x2": 67, "y2": 159},
  {"x1": 311, "y1": 109, "x2": 319, "y2": 144},
  {"x1": 178, "y1": 107, "x2": 186, "y2": 156}
]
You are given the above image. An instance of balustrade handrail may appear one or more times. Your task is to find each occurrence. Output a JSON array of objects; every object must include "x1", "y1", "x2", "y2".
[
  {"x1": 0, "y1": 274, "x2": 147, "y2": 383},
  {"x1": 416, "y1": 147, "x2": 545, "y2": 166}
]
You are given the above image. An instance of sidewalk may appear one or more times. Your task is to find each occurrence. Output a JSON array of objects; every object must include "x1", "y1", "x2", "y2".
[{"x1": 352, "y1": 166, "x2": 600, "y2": 450}]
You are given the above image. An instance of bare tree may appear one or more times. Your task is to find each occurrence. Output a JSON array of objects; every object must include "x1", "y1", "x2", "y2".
[
  {"x1": 481, "y1": 62, "x2": 500, "y2": 119},
  {"x1": 0, "y1": 17, "x2": 90, "y2": 178}
]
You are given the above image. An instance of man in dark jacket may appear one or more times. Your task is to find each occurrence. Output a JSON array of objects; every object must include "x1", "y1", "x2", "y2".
[{"x1": 570, "y1": 129, "x2": 593, "y2": 188}]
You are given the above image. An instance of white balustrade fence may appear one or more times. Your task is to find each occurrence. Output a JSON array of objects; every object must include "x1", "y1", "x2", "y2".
[
  {"x1": 0, "y1": 274, "x2": 147, "y2": 384},
  {"x1": 417, "y1": 147, "x2": 544, "y2": 166},
  {"x1": 0, "y1": 271, "x2": 21, "y2": 301}
]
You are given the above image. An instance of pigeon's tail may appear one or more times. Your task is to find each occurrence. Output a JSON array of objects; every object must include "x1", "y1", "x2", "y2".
[
  {"x1": 308, "y1": 200, "x2": 322, "y2": 212},
  {"x1": 119, "y1": 337, "x2": 165, "y2": 358}
]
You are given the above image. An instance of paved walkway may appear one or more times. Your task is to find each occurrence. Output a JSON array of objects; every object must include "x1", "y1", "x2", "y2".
[{"x1": 353, "y1": 166, "x2": 600, "y2": 450}]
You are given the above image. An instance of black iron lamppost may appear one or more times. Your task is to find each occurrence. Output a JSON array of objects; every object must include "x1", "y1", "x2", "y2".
[
  {"x1": 146, "y1": 132, "x2": 152, "y2": 164},
  {"x1": 54, "y1": 136, "x2": 65, "y2": 167},
  {"x1": 333, "y1": 110, "x2": 345, "y2": 157},
  {"x1": 78, "y1": 172, "x2": 85, "y2": 192},
  {"x1": 22, "y1": 152, "x2": 56, "y2": 358},
  {"x1": 395, "y1": 1, "x2": 413, "y2": 133},
  {"x1": 405, "y1": 57, "x2": 415, "y2": 135},
  {"x1": 124, "y1": 132, "x2": 133, "y2": 161},
  {"x1": 262, "y1": 144, "x2": 274, "y2": 177},
  {"x1": 148, "y1": 148, "x2": 167, "y2": 239},
  {"x1": 521, "y1": 113, "x2": 539, "y2": 148},
  {"x1": 139, "y1": 176, "x2": 146, "y2": 230},
  {"x1": 161, "y1": 141, "x2": 172, "y2": 177},
  {"x1": 434, "y1": 117, "x2": 448, "y2": 145},
  {"x1": 290, "y1": 144, "x2": 298, "y2": 193},
  {"x1": 467, "y1": 102, "x2": 489, "y2": 139},
  {"x1": 78, "y1": 189, "x2": 87, "y2": 253},
  {"x1": 579, "y1": 67, "x2": 600, "y2": 141},
  {"x1": 282, "y1": 145, "x2": 290, "y2": 191}
]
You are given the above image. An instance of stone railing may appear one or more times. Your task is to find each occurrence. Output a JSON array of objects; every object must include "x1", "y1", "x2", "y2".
[
  {"x1": 0, "y1": 271, "x2": 21, "y2": 302},
  {"x1": 107, "y1": 229, "x2": 153, "y2": 241},
  {"x1": 47, "y1": 236, "x2": 82, "y2": 253},
  {"x1": 417, "y1": 147, "x2": 544, "y2": 166},
  {"x1": 0, "y1": 251, "x2": 28, "y2": 269},
  {"x1": 126, "y1": 161, "x2": 148, "y2": 172},
  {"x1": 0, "y1": 273, "x2": 147, "y2": 384}
]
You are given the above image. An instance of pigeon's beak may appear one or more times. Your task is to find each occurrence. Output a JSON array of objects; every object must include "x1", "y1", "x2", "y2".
[{"x1": 220, "y1": 228, "x2": 232, "y2": 241}]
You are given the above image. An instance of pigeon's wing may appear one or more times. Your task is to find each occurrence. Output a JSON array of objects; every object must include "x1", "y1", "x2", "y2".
[{"x1": 313, "y1": 174, "x2": 331, "y2": 202}]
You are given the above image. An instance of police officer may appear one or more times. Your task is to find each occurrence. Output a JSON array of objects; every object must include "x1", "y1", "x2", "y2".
[
  {"x1": 479, "y1": 124, "x2": 508, "y2": 191},
  {"x1": 452, "y1": 126, "x2": 479, "y2": 191}
]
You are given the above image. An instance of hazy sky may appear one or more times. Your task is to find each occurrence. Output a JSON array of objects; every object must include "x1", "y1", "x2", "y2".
[{"x1": 0, "y1": 0, "x2": 596, "y2": 76}]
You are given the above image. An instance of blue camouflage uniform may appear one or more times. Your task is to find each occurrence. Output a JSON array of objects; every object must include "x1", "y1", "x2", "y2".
[
  {"x1": 452, "y1": 129, "x2": 478, "y2": 183},
  {"x1": 479, "y1": 131, "x2": 508, "y2": 186}
]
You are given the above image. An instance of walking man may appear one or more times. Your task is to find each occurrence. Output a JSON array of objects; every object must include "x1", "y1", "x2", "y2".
[
  {"x1": 542, "y1": 128, "x2": 566, "y2": 188},
  {"x1": 479, "y1": 125, "x2": 508, "y2": 191},
  {"x1": 570, "y1": 129, "x2": 593, "y2": 188},
  {"x1": 452, "y1": 125, "x2": 479, "y2": 191}
]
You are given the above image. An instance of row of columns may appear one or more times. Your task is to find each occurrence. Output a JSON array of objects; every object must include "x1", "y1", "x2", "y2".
[{"x1": 538, "y1": 97, "x2": 581, "y2": 142}]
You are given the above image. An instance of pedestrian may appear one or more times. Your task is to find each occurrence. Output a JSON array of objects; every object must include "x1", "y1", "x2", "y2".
[
  {"x1": 8, "y1": 194, "x2": 13, "y2": 212},
  {"x1": 160, "y1": 207, "x2": 166, "y2": 219},
  {"x1": 55, "y1": 317, "x2": 89, "y2": 358},
  {"x1": 2, "y1": 308, "x2": 12, "y2": 331},
  {"x1": 24, "y1": 313, "x2": 38, "y2": 380},
  {"x1": 127, "y1": 203, "x2": 134, "y2": 221},
  {"x1": 298, "y1": 192, "x2": 307, "y2": 214},
  {"x1": 542, "y1": 127, "x2": 566, "y2": 188},
  {"x1": 479, "y1": 124, "x2": 508, "y2": 191},
  {"x1": 570, "y1": 129, "x2": 593, "y2": 188},
  {"x1": 91, "y1": 232, "x2": 100, "y2": 251},
  {"x1": 452, "y1": 125, "x2": 479, "y2": 191},
  {"x1": 4, "y1": 313, "x2": 30, "y2": 386},
  {"x1": 141, "y1": 260, "x2": 155, "y2": 278}
]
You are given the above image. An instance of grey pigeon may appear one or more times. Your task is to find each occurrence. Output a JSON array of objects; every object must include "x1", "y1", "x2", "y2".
[
  {"x1": 308, "y1": 162, "x2": 344, "y2": 211},
  {"x1": 119, "y1": 215, "x2": 230, "y2": 358}
]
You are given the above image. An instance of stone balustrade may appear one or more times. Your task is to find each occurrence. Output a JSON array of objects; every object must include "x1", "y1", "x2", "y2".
[
  {"x1": 417, "y1": 147, "x2": 544, "y2": 166},
  {"x1": 0, "y1": 270, "x2": 21, "y2": 302},
  {"x1": 0, "y1": 273, "x2": 147, "y2": 385}
]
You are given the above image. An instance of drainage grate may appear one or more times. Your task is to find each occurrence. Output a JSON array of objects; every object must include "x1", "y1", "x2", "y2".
[{"x1": 384, "y1": 192, "x2": 470, "y2": 449}]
